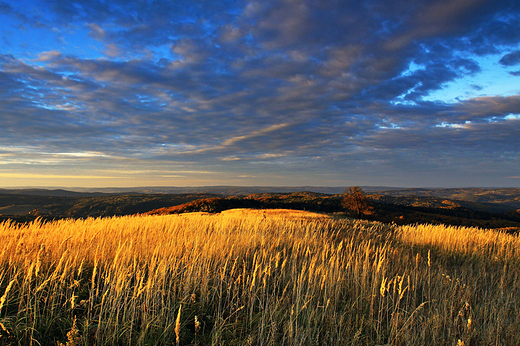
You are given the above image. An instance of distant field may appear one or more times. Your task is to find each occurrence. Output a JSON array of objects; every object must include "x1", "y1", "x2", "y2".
[{"x1": 0, "y1": 210, "x2": 519, "y2": 345}]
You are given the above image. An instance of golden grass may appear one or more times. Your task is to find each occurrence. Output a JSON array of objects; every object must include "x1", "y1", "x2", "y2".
[
  {"x1": 0, "y1": 211, "x2": 519, "y2": 345},
  {"x1": 220, "y1": 208, "x2": 331, "y2": 219}
]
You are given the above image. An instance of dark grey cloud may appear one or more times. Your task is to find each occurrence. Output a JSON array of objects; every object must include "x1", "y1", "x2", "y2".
[{"x1": 500, "y1": 51, "x2": 520, "y2": 66}]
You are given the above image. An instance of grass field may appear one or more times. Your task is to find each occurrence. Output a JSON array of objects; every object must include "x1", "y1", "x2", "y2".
[{"x1": 0, "y1": 209, "x2": 519, "y2": 345}]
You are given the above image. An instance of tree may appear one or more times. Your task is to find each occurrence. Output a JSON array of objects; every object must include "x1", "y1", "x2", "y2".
[{"x1": 341, "y1": 186, "x2": 374, "y2": 218}]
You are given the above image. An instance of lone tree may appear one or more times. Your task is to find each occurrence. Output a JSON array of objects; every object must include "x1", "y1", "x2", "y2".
[{"x1": 342, "y1": 186, "x2": 374, "y2": 218}]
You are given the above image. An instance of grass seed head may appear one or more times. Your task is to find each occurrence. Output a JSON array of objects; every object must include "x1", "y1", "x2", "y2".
[{"x1": 175, "y1": 304, "x2": 182, "y2": 346}]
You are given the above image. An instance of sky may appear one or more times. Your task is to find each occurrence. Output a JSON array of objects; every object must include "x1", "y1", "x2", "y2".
[{"x1": 1, "y1": 0, "x2": 520, "y2": 189}]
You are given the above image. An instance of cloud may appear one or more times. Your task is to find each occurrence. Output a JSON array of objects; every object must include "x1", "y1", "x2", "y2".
[
  {"x1": 86, "y1": 23, "x2": 106, "y2": 40},
  {"x1": 0, "y1": 0, "x2": 519, "y2": 187},
  {"x1": 221, "y1": 123, "x2": 290, "y2": 147},
  {"x1": 500, "y1": 50, "x2": 520, "y2": 66},
  {"x1": 34, "y1": 50, "x2": 62, "y2": 62},
  {"x1": 0, "y1": 173, "x2": 118, "y2": 179}
]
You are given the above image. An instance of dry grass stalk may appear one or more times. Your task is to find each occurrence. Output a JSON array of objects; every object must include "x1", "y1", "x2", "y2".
[{"x1": 0, "y1": 211, "x2": 518, "y2": 345}]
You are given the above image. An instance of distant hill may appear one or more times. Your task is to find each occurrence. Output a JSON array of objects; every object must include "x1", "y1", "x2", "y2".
[
  {"x1": 0, "y1": 188, "x2": 108, "y2": 197},
  {"x1": 3, "y1": 186, "x2": 519, "y2": 210},
  {"x1": 142, "y1": 191, "x2": 520, "y2": 232},
  {"x1": 0, "y1": 192, "x2": 220, "y2": 222},
  {"x1": 368, "y1": 194, "x2": 507, "y2": 213},
  {"x1": 372, "y1": 188, "x2": 520, "y2": 212},
  {"x1": 68, "y1": 186, "x2": 520, "y2": 211},
  {"x1": 1, "y1": 187, "x2": 520, "y2": 231},
  {"x1": 68, "y1": 186, "x2": 356, "y2": 195}
]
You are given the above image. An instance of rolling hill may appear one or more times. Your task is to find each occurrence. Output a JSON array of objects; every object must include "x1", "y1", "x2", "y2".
[{"x1": 1, "y1": 187, "x2": 519, "y2": 231}]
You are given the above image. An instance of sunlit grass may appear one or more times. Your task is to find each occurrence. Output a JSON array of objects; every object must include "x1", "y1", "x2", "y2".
[{"x1": 0, "y1": 210, "x2": 519, "y2": 345}]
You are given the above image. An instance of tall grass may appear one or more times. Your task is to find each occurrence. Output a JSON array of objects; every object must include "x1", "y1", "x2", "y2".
[{"x1": 0, "y1": 210, "x2": 519, "y2": 345}]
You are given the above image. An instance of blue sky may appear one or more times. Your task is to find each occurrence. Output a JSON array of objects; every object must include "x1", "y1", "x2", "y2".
[{"x1": 1, "y1": 0, "x2": 519, "y2": 188}]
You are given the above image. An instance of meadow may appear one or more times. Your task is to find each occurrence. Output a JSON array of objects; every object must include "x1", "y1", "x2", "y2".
[{"x1": 0, "y1": 209, "x2": 519, "y2": 345}]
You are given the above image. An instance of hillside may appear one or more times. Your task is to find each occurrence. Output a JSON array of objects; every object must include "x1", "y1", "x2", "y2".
[
  {"x1": 144, "y1": 192, "x2": 520, "y2": 231},
  {"x1": 64, "y1": 186, "x2": 520, "y2": 210},
  {"x1": 0, "y1": 192, "x2": 220, "y2": 222},
  {"x1": 374, "y1": 188, "x2": 520, "y2": 212}
]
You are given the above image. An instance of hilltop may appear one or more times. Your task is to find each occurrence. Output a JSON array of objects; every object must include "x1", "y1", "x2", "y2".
[{"x1": 141, "y1": 191, "x2": 520, "y2": 231}]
